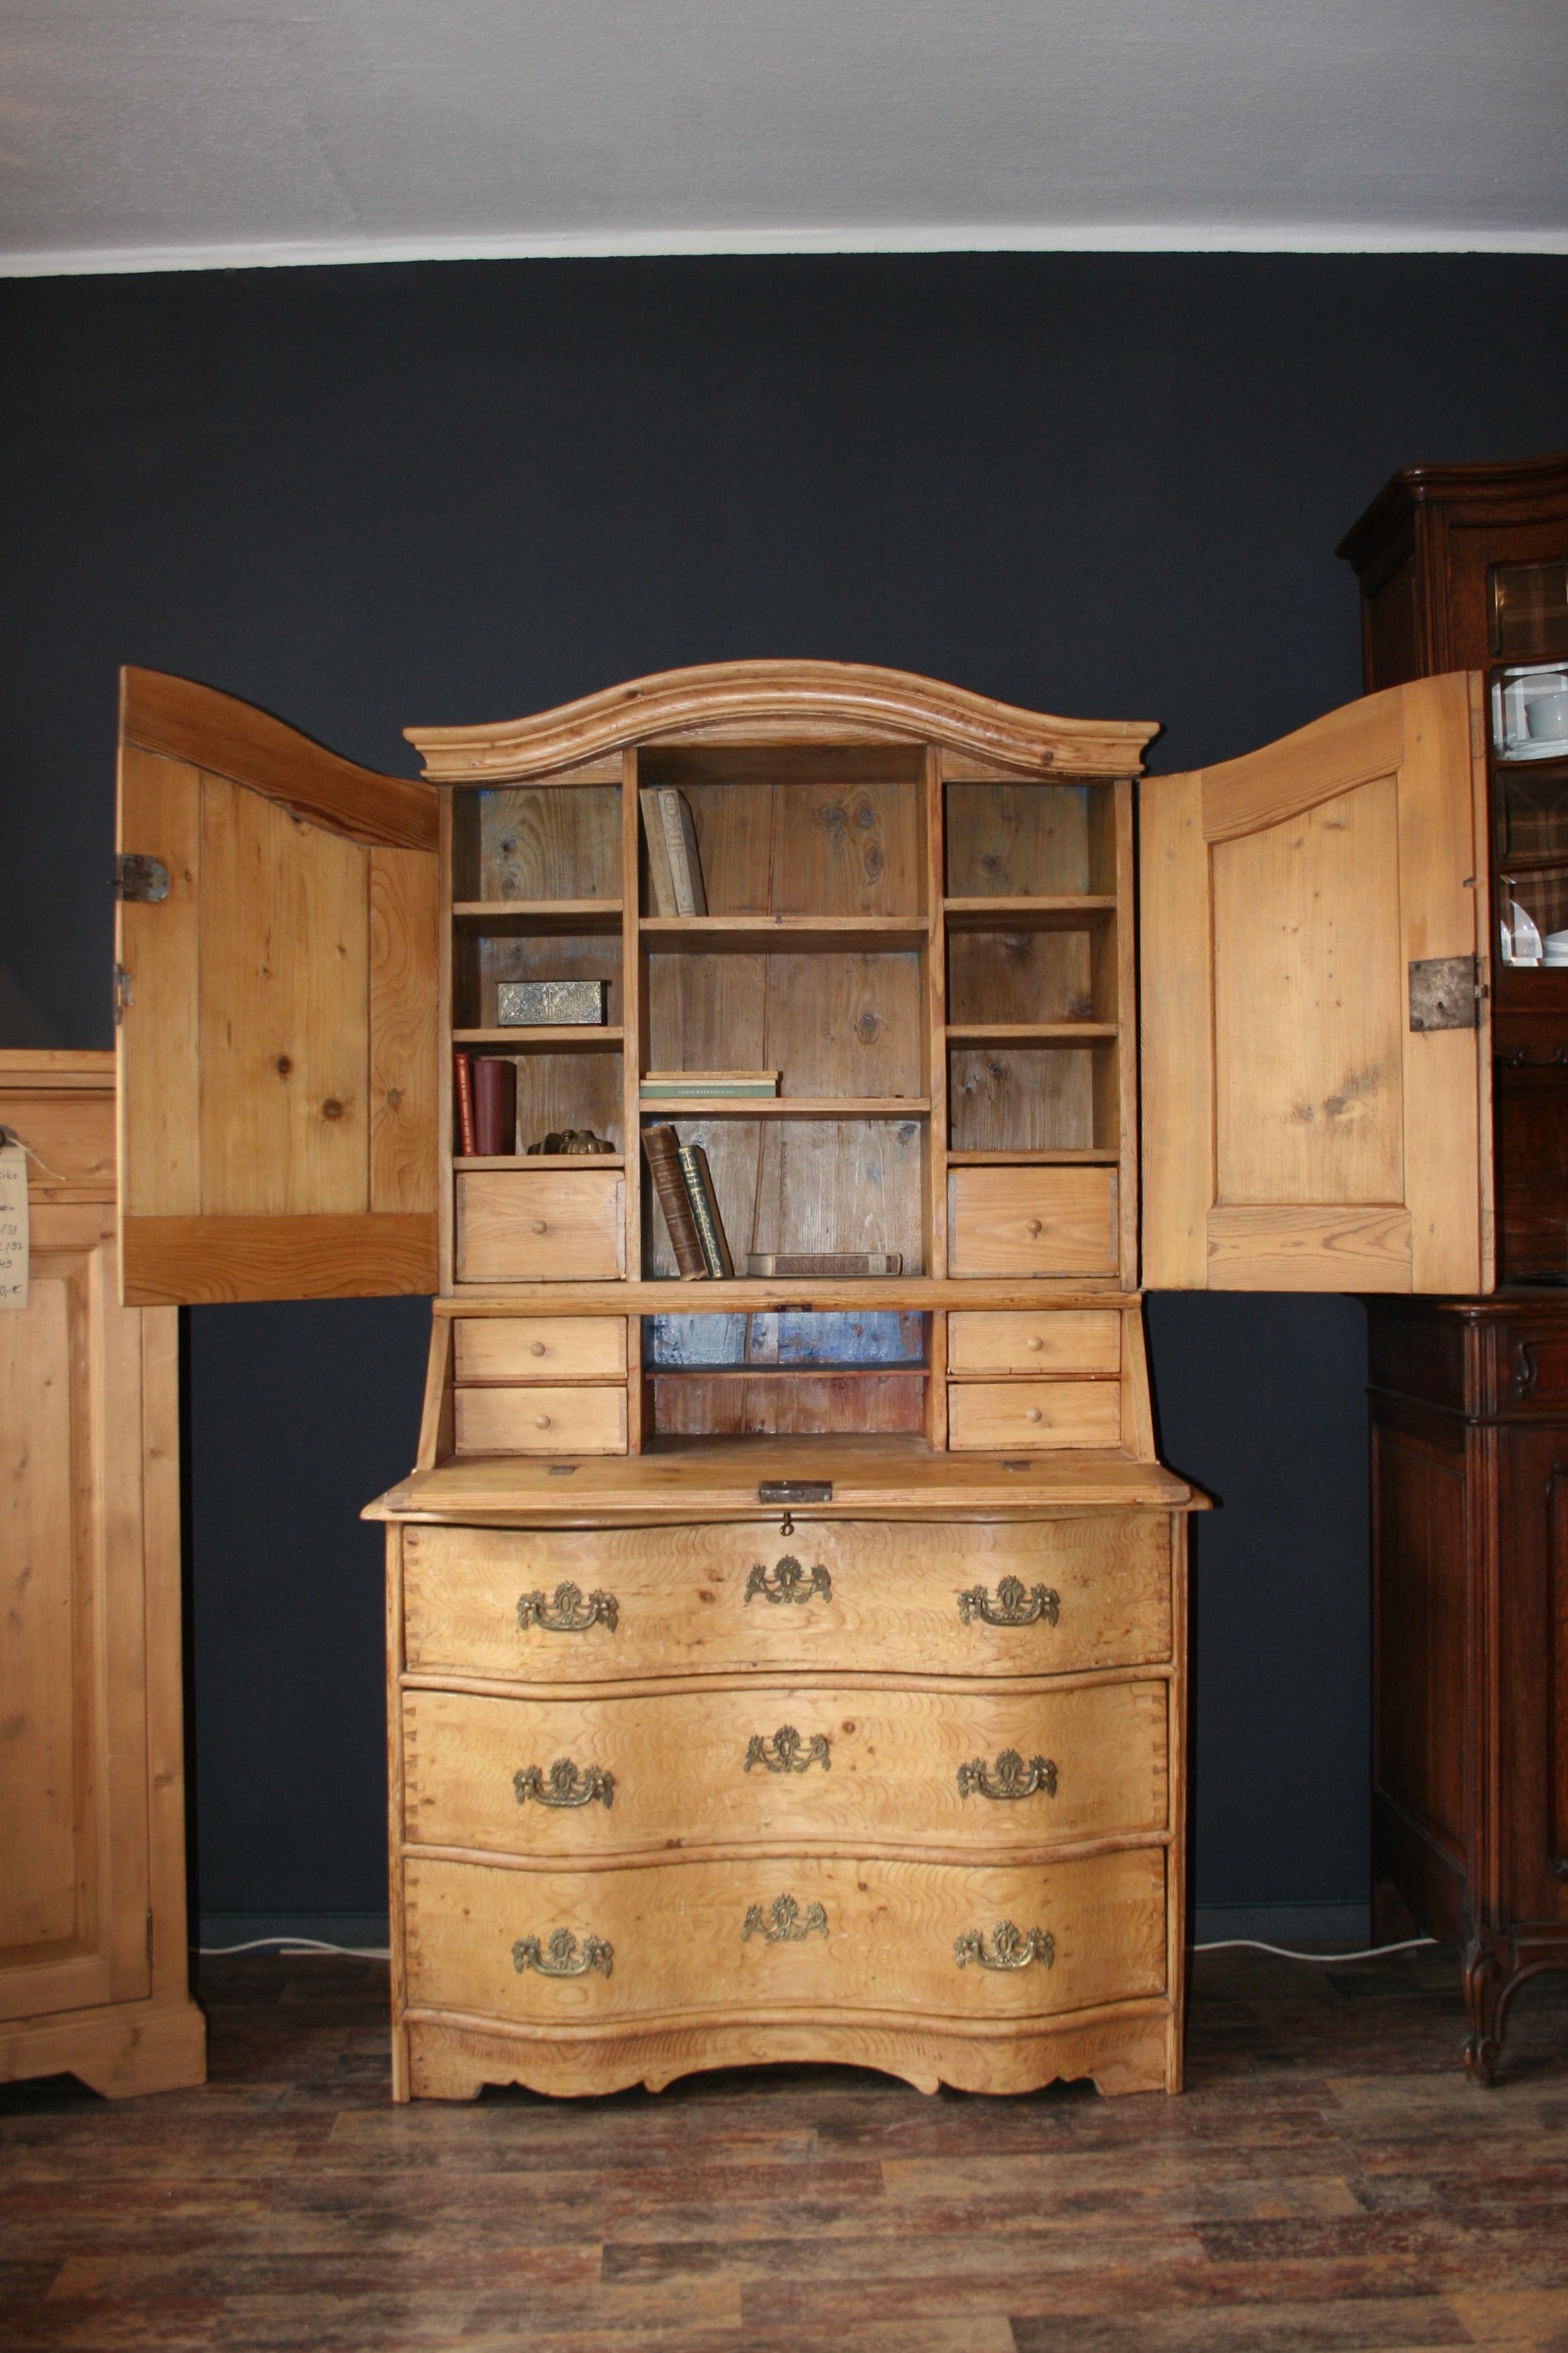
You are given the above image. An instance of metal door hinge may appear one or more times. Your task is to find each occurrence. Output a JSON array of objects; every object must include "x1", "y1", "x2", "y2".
[
  {"x1": 113, "y1": 963, "x2": 133, "y2": 1024},
  {"x1": 113, "y1": 853, "x2": 168, "y2": 903},
  {"x1": 1409, "y1": 955, "x2": 1479, "y2": 1032}
]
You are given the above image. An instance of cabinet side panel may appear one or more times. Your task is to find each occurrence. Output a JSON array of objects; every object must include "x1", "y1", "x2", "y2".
[{"x1": 1373, "y1": 1412, "x2": 1470, "y2": 1870}]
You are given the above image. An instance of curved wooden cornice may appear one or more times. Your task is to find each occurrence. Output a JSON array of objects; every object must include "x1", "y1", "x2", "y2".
[{"x1": 406, "y1": 661, "x2": 1158, "y2": 782}]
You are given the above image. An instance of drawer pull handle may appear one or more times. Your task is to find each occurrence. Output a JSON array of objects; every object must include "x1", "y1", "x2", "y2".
[
  {"x1": 745, "y1": 1724, "x2": 831, "y2": 1775},
  {"x1": 1024, "y1": 1408, "x2": 1042, "y2": 1423},
  {"x1": 531, "y1": 1219, "x2": 548, "y2": 1234},
  {"x1": 1025, "y1": 1218, "x2": 1043, "y2": 1238},
  {"x1": 530, "y1": 1341, "x2": 547, "y2": 1358},
  {"x1": 534, "y1": 1414, "x2": 551, "y2": 1430},
  {"x1": 744, "y1": 1554, "x2": 833, "y2": 1606},
  {"x1": 514, "y1": 1759, "x2": 615, "y2": 1810},
  {"x1": 742, "y1": 1893, "x2": 829, "y2": 1945},
  {"x1": 517, "y1": 1581, "x2": 620, "y2": 1634},
  {"x1": 512, "y1": 1927, "x2": 613, "y2": 1980},
  {"x1": 957, "y1": 1576, "x2": 1060, "y2": 1629},
  {"x1": 957, "y1": 1749, "x2": 1058, "y2": 1802},
  {"x1": 955, "y1": 1921, "x2": 1054, "y2": 1973},
  {"x1": 1027, "y1": 1336, "x2": 1044, "y2": 1351}
]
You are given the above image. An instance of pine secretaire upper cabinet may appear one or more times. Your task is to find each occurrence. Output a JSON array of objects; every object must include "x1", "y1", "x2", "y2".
[{"x1": 116, "y1": 659, "x2": 1492, "y2": 1311}]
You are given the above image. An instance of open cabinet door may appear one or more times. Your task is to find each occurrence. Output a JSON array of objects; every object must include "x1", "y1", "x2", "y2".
[
  {"x1": 1141, "y1": 671, "x2": 1492, "y2": 1293},
  {"x1": 116, "y1": 669, "x2": 441, "y2": 1305}
]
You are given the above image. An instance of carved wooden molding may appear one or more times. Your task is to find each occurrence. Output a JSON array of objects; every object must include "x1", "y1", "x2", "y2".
[{"x1": 406, "y1": 661, "x2": 1158, "y2": 783}]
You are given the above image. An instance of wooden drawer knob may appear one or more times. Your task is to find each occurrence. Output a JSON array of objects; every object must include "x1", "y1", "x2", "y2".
[
  {"x1": 534, "y1": 1413, "x2": 551, "y2": 1430},
  {"x1": 531, "y1": 1219, "x2": 548, "y2": 1234},
  {"x1": 530, "y1": 1341, "x2": 547, "y2": 1357},
  {"x1": 1025, "y1": 1407, "x2": 1042, "y2": 1423},
  {"x1": 1027, "y1": 1336, "x2": 1043, "y2": 1351},
  {"x1": 1025, "y1": 1218, "x2": 1043, "y2": 1238}
]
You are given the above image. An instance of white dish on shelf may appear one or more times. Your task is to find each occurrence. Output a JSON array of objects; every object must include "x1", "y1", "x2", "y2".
[{"x1": 1502, "y1": 900, "x2": 1544, "y2": 964}]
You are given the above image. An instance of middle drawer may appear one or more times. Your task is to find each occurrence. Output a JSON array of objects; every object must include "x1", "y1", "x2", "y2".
[{"x1": 401, "y1": 1678, "x2": 1168, "y2": 1859}]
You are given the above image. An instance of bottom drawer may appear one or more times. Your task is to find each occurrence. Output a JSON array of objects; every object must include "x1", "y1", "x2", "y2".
[
  {"x1": 948, "y1": 1380, "x2": 1121, "y2": 1450},
  {"x1": 403, "y1": 1847, "x2": 1166, "y2": 2027},
  {"x1": 454, "y1": 1384, "x2": 628, "y2": 1455}
]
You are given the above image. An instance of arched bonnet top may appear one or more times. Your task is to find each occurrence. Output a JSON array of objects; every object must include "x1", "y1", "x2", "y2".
[{"x1": 405, "y1": 660, "x2": 1158, "y2": 783}]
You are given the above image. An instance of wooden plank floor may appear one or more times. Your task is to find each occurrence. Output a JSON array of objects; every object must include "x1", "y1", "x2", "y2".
[{"x1": 4, "y1": 1948, "x2": 1568, "y2": 2351}]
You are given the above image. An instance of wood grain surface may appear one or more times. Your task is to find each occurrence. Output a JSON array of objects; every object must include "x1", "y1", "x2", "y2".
[
  {"x1": 947, "y1": 1309, "x2": 1121, "y2": 1374},
  {"x1": 400, "y1": 1515, "x2": 1173, "y2": 1684},
  {"x1": 401, "y1": 1847, "x2": 1167, "y2": 2032},
  {"x1": 401, "y1": 1676, "x2": 1169, "y2": 1858},
  {"x1": 947, "y1": 1380, "x2": 1122, "y2": 1450}
]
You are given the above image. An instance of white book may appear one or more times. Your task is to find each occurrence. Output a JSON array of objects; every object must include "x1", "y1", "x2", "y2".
[{"x1": 656, "y1": 789, "x2": 707, "y2": 917}]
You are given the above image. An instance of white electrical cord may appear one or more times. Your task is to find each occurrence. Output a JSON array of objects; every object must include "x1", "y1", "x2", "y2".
[{"x1": 1192, "y1": 1935, "x2": 1437, "y2": 1962}]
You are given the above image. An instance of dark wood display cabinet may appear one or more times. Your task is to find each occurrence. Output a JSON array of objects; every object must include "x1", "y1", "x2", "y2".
[{"x1": 1341, "y1": 451, "x2": 1568, "y2": 2078}]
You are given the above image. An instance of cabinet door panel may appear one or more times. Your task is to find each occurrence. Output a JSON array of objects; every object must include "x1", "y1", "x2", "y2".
[
  {"x1": 116, "y1": 669, "x2": 441, "y2": 1304},
  {"x1": 1141, "y1": 673, "x2": 1492, "y2": 1292},
  {"x1": 0, "y1": 1211, "x2": 151, "y2": 2020}
]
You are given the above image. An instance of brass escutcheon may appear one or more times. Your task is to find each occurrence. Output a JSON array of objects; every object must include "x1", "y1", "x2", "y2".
[
  {"x1": 957, "y1": 1749, "x2": 1057, "y2": 1801},
  {"x1": 744, "y1": 1554, "x2": 833, "y2": 1606},
  {"x1": 954, "y1": 1921, "x2": 1054, "y2": 1972},
  {"x1": 517, "y1": 1582, "x2": 619, "y2": 1634},
  {"x1": 744, "y1": 1725, "x2": 831, "y2": 1775},
  {"x1": 957, "y1": 1576, "x2": 1060, "y2": 1628},
  {"x1": 742, "y1": 1893, "x2": 829, "y2": 1945},
  {"x1": 512, "y1": 1927, "x2": 613, "y2": 1979},
  {"x1": 514, "y1": 1759, "x2": 614, "y2": 1809}
]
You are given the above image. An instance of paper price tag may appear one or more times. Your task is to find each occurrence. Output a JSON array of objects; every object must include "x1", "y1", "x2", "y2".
[{"x1": 0, "y1": 1139, "x2": 29, "y2": 1311}]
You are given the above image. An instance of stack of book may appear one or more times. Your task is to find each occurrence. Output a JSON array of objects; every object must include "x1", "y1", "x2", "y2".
[
  {"x1": 638, "y1": 1070, "x2": 779, "y2": 1102},
  {"x1": 642, "y1": 1124, "x2": 732, "y2": 1280},
  {"x1": 639, "y1": 789, "x2": 708, "y2": 916}
]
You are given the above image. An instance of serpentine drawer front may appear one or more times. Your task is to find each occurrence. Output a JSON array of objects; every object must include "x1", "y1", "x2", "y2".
[
  {"x1": 401, "y1": 1516, "x2": 1172, "y2": 1685},
  {"x1": 400, "y1": 1677, "x2": 1170, "y2": 1858},
  {"x1": 401, "y1": 1848, "x2": 1168, "y2": 2027}
]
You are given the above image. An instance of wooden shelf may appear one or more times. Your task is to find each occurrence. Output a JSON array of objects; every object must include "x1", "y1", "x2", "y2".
[
  {"x1": 439, "y1": 1279, "x2": 1138, "y2": 1312},
  {"x1": 640, "y1": 915, "x2": 928, "y2": 952},
  {"x1": 454, "y1": 1154, "x2": 625, "y2": 1170},
  {"x1": 454, "y1": 1027, "x2": 623, "y2": 1050},
  {"x1": 943, "y1": 1148, "x2": 1121, "y2": 1165},
  {"x1": 648, "y1": 1362, "x2": 928, "y2": 1380},
  {"x1": 637, "y1": 1096, "x2": 930, "y2": 1119},
  {"x1": 943, "y1": 896, "x2": 1116, "y2": 932},
  {"x1": 945, "y1": 1023, "x2": 1119, "y2": 1044},
  {"x1": 452, "y1": 899, "x2": 623, "y2": 934}
]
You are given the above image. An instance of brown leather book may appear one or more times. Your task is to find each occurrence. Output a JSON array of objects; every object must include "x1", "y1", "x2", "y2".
[
  {"x1": 472, "y1": 1058, "x2": 517, "y2": 1157},
  {"x1": 642, "y1": 1124, "x2": 708, "y2": 1280},
  {"x1": 453, "y1": 1051, "x2": 476, "y2": 1157}
]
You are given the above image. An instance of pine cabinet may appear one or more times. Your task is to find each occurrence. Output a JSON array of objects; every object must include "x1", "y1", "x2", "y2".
[
  {"x1": 0, "y1": 1051, "x2": 205, "y2": 2098},
  {"x1": 108, "y1": 653, "x2": 1494, "y2": 2102}
]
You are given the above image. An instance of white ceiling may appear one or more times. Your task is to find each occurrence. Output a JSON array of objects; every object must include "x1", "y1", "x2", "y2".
[{"x1": 4, "y1": 0, "x2": 1566, "y2": 276}]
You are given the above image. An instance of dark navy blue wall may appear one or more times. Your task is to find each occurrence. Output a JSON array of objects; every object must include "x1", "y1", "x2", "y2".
[{"x1": 3, "y1": 253, "x2": 1564, "y2": 1934}]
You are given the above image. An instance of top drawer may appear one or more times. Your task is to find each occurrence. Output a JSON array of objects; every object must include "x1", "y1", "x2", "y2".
[
  {"x1": 400, "y1": 1514, "x2": 1172, "y2": 1685},
  {"x1": 456, "y1": 1171, "x2": 625, "y2": 1283},
  {"x1": 948, "y1": 1167, "x2": 1118, "y2": 1279}
]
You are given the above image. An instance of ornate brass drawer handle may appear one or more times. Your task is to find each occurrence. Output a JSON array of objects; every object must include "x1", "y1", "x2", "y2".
[
  {"x1": 514, "y1": 1759, "x2": 615, "y2": 1810},
  {"x1": 745, "y1": 1724, "x2": 831, "y2": 1774},
  {"x1": 744, "y1": 1554, "x2": 833, "y2": 1606},
  {"x1": 957, "y1": 1576, "x2": 1060, "y2": 1628},
  {"x1": 954, "y1": 1921, "x2": 1055, "y2": 1972},
  {"x1": 512, "y1": 1927, "x2": 613, "y2": 1980},
  {"x1": 957, "y1": 1749, "x2": 1057, "y2": 1801},
  {"x1": 742, "y1": 1893, "x2": 829, "y2": 1944},
  {"x1": 517, "y1": 1581, "x2": 619, "y2": 1634}
]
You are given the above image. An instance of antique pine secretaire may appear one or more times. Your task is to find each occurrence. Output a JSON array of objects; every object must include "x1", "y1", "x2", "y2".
[{"x1": 112, "y1": 657, "x2": 1495, "y2": 2101}]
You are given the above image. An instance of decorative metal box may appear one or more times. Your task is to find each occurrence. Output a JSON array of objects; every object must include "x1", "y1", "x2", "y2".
[{"x1": 497, "y1": 980, "x2": 607, "y2": 1027}]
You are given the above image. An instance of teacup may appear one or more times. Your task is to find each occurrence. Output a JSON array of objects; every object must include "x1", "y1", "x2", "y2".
[{"x1": 1525, "y1": 686, "x2": 1568, "y2": 741}]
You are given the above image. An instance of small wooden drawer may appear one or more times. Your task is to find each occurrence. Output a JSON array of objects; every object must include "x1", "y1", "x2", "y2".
[
  {"x1": 948, "y1": 1310, "x2": 1121, "y2": 1377},
  {"x1": 453, "y1": 1385, "x2": 628, "y2": 1455},
  {"x1": 456, "y1": 1171, "x2": 625, "y2": 1283},
  {"x1": 454, "y1": 1317, "x2": 628, "y2": 1383},
  {"x1": 403, "y1": 1847, "x2": 1167, "y2": 2028},
  {"x1": 400, "y1": 1514, "x2": 1172, "y2": 1684},
  {"x1": 948, "y1": 1167, "x2": 1119, "y2": 1278},
  {"x1": 948, "y1": 1380, "x2": 1121, "y2": 1452},
  {"x1": 401, "y1": 1678, "x2": 1168, "y2": 1859}
]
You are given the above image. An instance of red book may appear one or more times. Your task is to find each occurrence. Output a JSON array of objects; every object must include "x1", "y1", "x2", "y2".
[
  {"x1": 473, "y1": 1058, "x2": 517, "y2": 1157},
  {"x1": 453, "y1": 1052, "x2": 476, "y2": 1157}
]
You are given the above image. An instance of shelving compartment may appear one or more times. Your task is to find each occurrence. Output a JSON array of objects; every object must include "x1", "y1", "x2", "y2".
[
  {"x1": 638, "y1": 1111, "x2": 926, "y2": 1281},
  {"x1": 645, "y1": 1309, "x2": 930, "y2": 1437}
]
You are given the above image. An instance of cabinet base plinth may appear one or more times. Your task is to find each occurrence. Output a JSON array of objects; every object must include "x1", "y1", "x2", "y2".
[
  {"x1": 401, "y1": 2001, "x2": 1177, "y2": 2102},
  {"x1": 0, "y1": 1998, "x2": 207, "y2": 2100}
]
